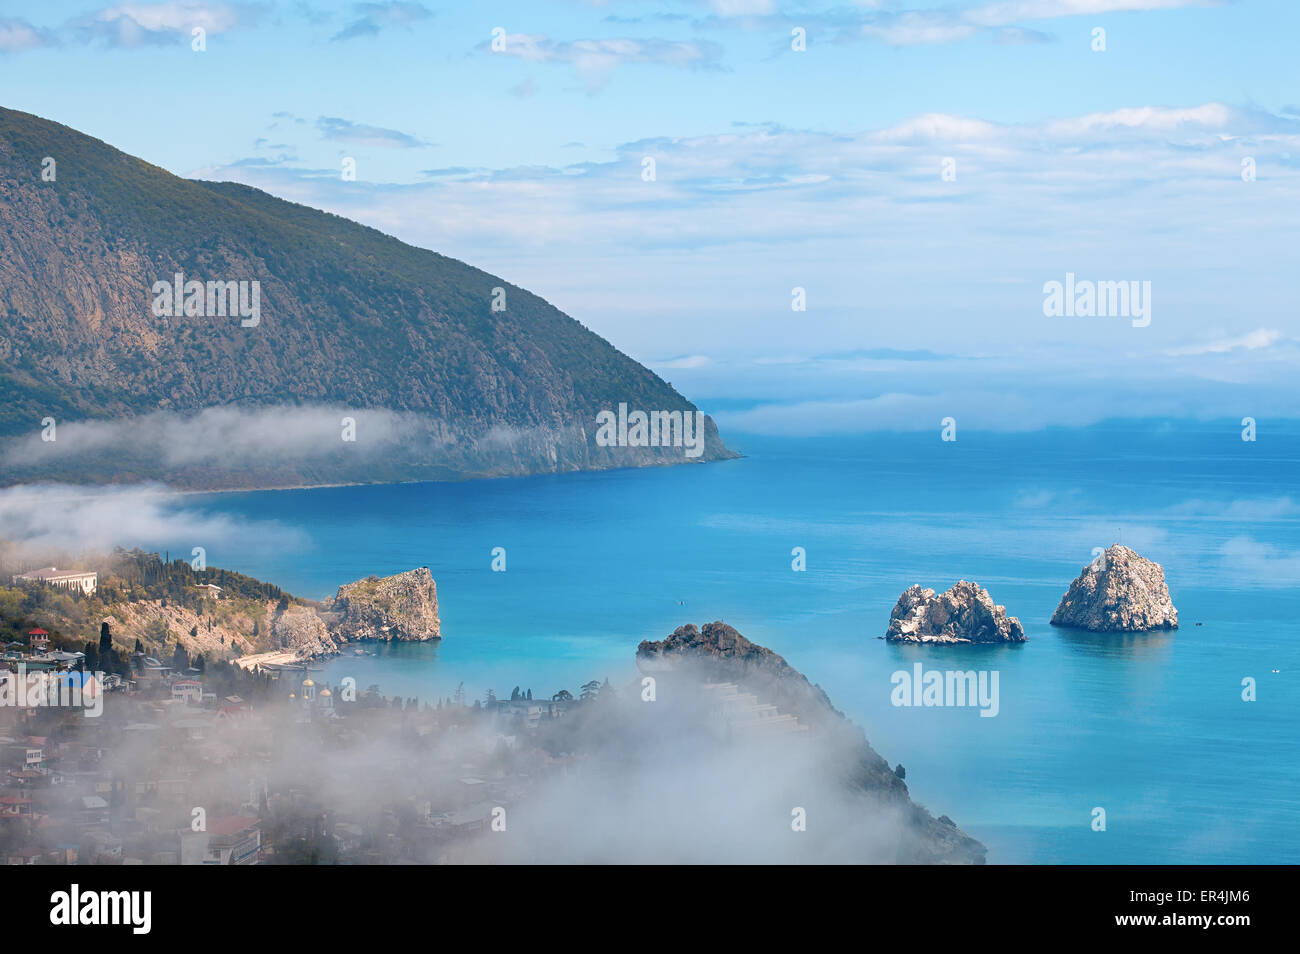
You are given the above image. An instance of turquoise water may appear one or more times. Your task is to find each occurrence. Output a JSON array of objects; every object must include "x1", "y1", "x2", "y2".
[{"x1": 178, "y1": 421, "x2": 1298, "y2": 863}]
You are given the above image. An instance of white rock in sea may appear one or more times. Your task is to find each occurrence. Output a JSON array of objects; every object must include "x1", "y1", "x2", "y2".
[
  {"x1": 885, "y1": 581, "x2": 1026, "y2": 644},
  {"x1": 1050, "y1": 544, "x2": 1178, "y2": 632}
]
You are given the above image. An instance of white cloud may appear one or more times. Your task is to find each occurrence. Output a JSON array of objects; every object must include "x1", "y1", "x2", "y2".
[
  {"x1": 1218, "y1": 536, "x2": 1300, "y2": 587},
  {"x1": 1046, "y1": 103, "x2": 1237, "y2": 136},
  {"x1": 207, "y1": 102, "x2": 1300, "y2": 404},
  {"x1": 66, "y1": 1, "x2": 265, "y2": 46},
  {"x1": 653, "y1": 355, "x2": 713, "y2": 369},
  {"x1": 1166, "y1": 329, "x2": 1286, "y2": 356},
  {"x1": 488, "y1": 33, "x2": 724, "y2": 89},
  {"x1": 1164, "y1": 497, "x2": 1300, "y2": 521},
  {"x1": 2, "y1": 406, "x2": 414, "y2": 469},
  {"x1": 708, "y1": 0, "x2": 776, "y2": 14},
  {"x1": 0, "y1": 483, "x2": 307, "y2": 555},
  {"x1": 331, "y1": 1, "x2": 432, "y2": 43},
  {"x1": 969, "y1": 0, "x2": 1215, "y2": 24},
  {"x1": 699, "y1": 0, "x2": 1213, "y2": 47},
  {"x1": 0, "y1": 17, "x2": 53, "y2": 51},
  {"x1": 90, "y1": 1, "x2": 250, "y2": 32}
]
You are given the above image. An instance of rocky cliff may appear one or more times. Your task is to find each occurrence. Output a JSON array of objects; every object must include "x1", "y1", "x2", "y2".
[
  {"x1": 0, "y1": 106, "x2": 735, "y2": 490},
  {"x1": 637, "y1": 621, "x2": 986, "y2": 864},
  {"x1": 638, "y1": 622, "x2": 839, "y2": 725},
  {"x1": 1051, "y1": 544, "x2": 1178, "y2": 632},
  {"x1": 324, "y1": 567, "x2": 441, "y2": 642},
  {"x1": 885, "y1": 581, "x2": 1026, "y2": 644},
  {"x1": 272, "y1": 603, "x2": 338, "y2": 656}
]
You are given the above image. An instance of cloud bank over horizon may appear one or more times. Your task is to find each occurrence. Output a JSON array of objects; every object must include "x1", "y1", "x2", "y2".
[
  {"x1": 5, "y1": 0, "x2": 1296, "y2": 429},
  {"x1": 190, "y1": 99, "x2": 1300, "y2": 427}
]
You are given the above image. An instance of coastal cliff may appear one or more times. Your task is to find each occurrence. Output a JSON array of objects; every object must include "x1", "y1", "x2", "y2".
[
  {"x1": 0, "y1": 548, "x2": 442, "y2": 667},
  {"x1": 0, "y1": 107, "x2": 735, "y2": 491},
  {"x1": 323, "y1": 567, "x2": 441, "y2": 642},
  {"x1": 1051, "y1": 544, "x2": 1178, "y2": 632},
  {"x1": 637, "y1": 621, "x2": 987, "y2": 864},
  {"x1": 885, "y1": 581, "x2": 1026, "y2": 644}
]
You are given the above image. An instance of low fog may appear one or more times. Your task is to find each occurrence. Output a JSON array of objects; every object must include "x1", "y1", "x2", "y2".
[
  {"x1": 0, "y1": 482, "x2": 304, "y2": 555},
  {"x1": 0, "y1": 404, "x2": 701, "y2": 490},
  {"x1": 1, "y1": 659, "x2": 977, "y2": 865},
  {"x1": 1, "y1": 405, "x2": 420, "y2": 468}
]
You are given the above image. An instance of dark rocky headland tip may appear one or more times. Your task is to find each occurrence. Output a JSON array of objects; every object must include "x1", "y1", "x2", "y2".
[
  {"x1": 637, "y1": 621, "x2": 986, "y2": 864},
  {"x1": 1051, "y1": 544, "x2": 1178, "y2": 632},
  {"x1": 885, "y1": 581, "x2": 1026, "y2": 644}
]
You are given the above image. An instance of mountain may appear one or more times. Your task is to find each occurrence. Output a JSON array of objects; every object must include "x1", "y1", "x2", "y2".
[{"x1": 0, "y1": 107, "x2": 735, "y2": 490}]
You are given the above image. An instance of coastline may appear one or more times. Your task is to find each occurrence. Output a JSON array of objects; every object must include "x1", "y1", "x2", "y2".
[{"x1": 0, "y1": 450, "x2": 746, "y2": 499}]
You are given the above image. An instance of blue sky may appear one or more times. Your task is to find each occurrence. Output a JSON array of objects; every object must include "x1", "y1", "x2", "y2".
[{"x1": 3, "y1": 0, "x2": 1298, "y2": 432}]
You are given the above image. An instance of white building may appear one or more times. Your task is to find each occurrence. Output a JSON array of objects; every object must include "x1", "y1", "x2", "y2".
[
  {"x1": 171, "y1": 679, "x2": 204, "y2": 705},
  {"x1": 13, "y1": 566, "x2": 98, "y2": 596}
]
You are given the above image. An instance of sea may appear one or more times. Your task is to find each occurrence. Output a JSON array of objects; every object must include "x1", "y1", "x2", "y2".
[{"x1": 168, "y1": 420, "x2": 1297, "y2": 864}]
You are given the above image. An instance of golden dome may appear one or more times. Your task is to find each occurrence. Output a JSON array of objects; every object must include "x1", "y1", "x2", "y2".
[
  {"x1": 320, "y1": 688, "x2": 332, "y2": 697},
  {"x1": 302, "y1": 678, "x2": 314, "y2": 687},
  {"x1": 289, "y1": 692, "x2": 296, "y2": 699}
]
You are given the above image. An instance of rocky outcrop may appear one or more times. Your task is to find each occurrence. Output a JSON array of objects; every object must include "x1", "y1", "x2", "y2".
[
  {"x1": 638, "y1": 622, "x2": 838, "y2": 726},
  {"x1": 1051, "y1": 544, "x2": 1177, "y2": 632},
  {"x1": 325, "y1": 567, "x2": 441, "y2": 642},
  {"x1": 637, "y1": 621, "x2": 986, "y2": 864},
  {"x1": 272, "y1": 604, "x2": 338, "y2": 656},
  {"x1": 885, "y1": 581, "x2": 1025, "y2": 644}
]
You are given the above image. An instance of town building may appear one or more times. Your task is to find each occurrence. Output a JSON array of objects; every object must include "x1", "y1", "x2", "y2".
[
  {"x1": 12, "y1": 567, "x2": 98, "y2": 596},
  {"x1": 171, "y1": 680, "x2": 204, "y2": 705},
  {"x1": 180, "y1": 815, "x2": 261, "y2": 865}
]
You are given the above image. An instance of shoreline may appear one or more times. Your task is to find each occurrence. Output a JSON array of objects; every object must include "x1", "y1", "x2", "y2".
[{"x1": 0, "y1": 453, "x2": 746, "y2": 500}]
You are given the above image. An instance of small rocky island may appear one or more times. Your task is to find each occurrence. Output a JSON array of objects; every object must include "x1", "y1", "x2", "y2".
[
  {"x1": 1051, "y1": 544, "x2": 1178, "y2": 632},
  {"x1": 885, "y1": 581, "x2": 1026, "y2": 644}
]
